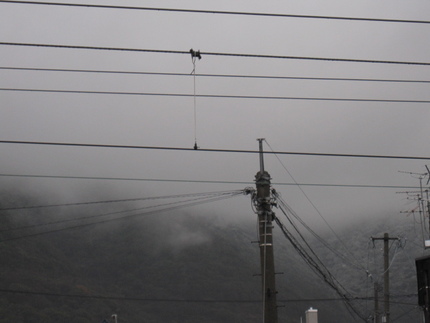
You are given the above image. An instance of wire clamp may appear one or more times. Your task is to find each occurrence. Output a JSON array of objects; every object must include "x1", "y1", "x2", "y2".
[{"x1": 190, "y1": 49, "x2": 201, "y2": 60}]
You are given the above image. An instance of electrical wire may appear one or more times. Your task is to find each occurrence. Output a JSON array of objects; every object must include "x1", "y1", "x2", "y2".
[
  {"x1": 273, "y1": 215, "x2": 367, "y2": 321},
  {"x1": 13, "y1": 196, "x2": 166, "y2": 230},
  {"x1": 268, "y1": 180, "x2": 369, "y2": 319},
  {"x1": 0, "y1": 190, "x2": 242, "y2": 212},
  {"x1": 3, "y1": 66, "x2": 430, "y2": 84},
  {"x1": 247, "y1": 184, "x2": 363, "y2": 320},
  {"x1": 0, "y1": 191, "x2": 246, "y2": 237},
  {"x1": 266, "y1": 140, "x2": 367, "y2": 272},
  {"x1": 391, "y1": 307, "x2": 420, "y2": 322},
  {"x1": 275, "y1": 205, "x2": 341, "y2": 276},
  {"x1": 0, "y1": 173, "x2": 420, "y2": 189},
  {"x1": 274, "y1": 193, "x2": 367, "y2": 272},
  {"x1": 1, "y1": 1, "x2": 430, "y2": 25},
  {"x1": 0, "y1": 191, "x2": 244, "y2": 242},
  {"x1": 0, "y1": 191, "x2": 243, "y2": 233},
  {"x1": 376, "y1": 239, "x2": 402, "y2": 277},
  {"x1": 0, "y1": 204, "x2": 155, "y2": 234},
  {"x1": 1, "y1": 140, "x2": 430, "y2": 160},
  {"x1": 3, "y1": 87, "x2": 430, "y2": 104},
  {"x1": 0, "y1": 193, "x2": 242, "y2": 242},
  {"x1": 1, "y1": 193, "x2": 234, "y2": 236},
  {"x1": 0, "y1": 288, "x2": 261, "y2": 303},
  {"x1": 0, "y1": 288, "x2": 416, "y2": 303},
  {"x1": 1, "y1": 42, "x2": 430, "y2": 66}
]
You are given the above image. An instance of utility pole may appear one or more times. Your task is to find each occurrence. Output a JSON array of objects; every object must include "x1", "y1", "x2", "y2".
[
  {"x1": 422, "y1": 266, "x2": 430, "y2": 323},
  {"x1": 374, "y1": 282, "x2": 381, "y2": 323},
  {"x1": 416, "y1": 255, "x2": 430, "y2": 323},
  {"x1": 371, "y1": 233, "x2": 399, "y2": 323},
  {"x1": 255, "y1": 138, "x2": 278, "y2": 323}
]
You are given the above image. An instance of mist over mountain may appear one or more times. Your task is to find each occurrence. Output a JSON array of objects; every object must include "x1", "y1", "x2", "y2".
[{"x1": 0, "y1": 187, "x2": 424, "y2": 323}]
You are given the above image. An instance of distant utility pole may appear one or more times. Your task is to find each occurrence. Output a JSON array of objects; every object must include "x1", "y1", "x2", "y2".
[
  {"x1": 374, "y1": 282, "x2": 381, "y2": 323},
  {"x1": 371, "y1": 233, "x2": 399, "y2": 323},
  {"x1": 254, "y1": 139, "x2": 278, "y2": 323}
]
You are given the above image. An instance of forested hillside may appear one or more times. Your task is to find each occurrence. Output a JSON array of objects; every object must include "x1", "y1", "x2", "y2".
[{"x1": 0, "y1": 188, "x2": 424, "y2": 322}]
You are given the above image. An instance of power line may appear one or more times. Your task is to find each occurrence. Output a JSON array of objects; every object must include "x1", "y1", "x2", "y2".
[
  {"x1": 274, "y1": 190, "x2": 367, "y2": 272},
  {"x1": 0, "y1": 42, "x2": 185, "y2": 55},
  {"x1": 1, "y1": 139, "x2": 430, "y2": 160},
  {"x1": 274, "y1": 215, "x2": 367, "y2": 321},
  {"x1": 1, "y1": 1, "x2": 430, "y2": 25},
  {"x1": 0, "y1": 173, "x2": 419, "y2": 189},
  {"x1": 267, "y1": 139, "x2": 367, "y2": 273},
  {"x1": 0, "y1": 190, "x2": 242, "y2": 211},
  {"x1": 0, "y1": 204, "x2": 153, "y2": 234},
  {"x1": 0, "y1": 288, "x2": 261, "y2": 303},
  {"x1": 391, "y1": 306, "x2": 421, "y2": 322},
  {"x1": 0, "y1": 191, "x2": 243, "y2": 236},
  {"x1": 1, "y1": 42, "x2": 430, "y2": 66},
  {"x1": 3, "y1": 87, "x2": 430, "y2": 104},
  {"x1": 3, "y1": 66, "x2": 430, "y2": 84},
  {"x1": 0, "y1": 192, "x2": 244, "y2": 242},
  {"x1": 0, "y1": 288, "x2": 415, "y2": 303}
]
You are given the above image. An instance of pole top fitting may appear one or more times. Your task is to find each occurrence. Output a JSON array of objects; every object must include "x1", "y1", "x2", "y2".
[{"x1": 257, "y1": 138, "x2": 266, "y2": 173}]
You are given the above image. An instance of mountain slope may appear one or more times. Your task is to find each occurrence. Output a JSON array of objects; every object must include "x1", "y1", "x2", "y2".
[{"x1": 0, "y1": 189, "x2": 423, "y2": 322}]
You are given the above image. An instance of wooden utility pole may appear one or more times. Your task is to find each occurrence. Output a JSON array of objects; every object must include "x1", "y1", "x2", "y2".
[
  {"x1": 255, "y1": 139, "x2": 278, "y2": 323},
  {"x1": 372, "y1": 233, "x2": 399, "y2": 323}
]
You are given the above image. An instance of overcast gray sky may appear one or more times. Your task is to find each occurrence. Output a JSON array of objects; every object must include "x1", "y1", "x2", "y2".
[{"x1": 1, "y1": 0, "x2": 430, "y2": 235}]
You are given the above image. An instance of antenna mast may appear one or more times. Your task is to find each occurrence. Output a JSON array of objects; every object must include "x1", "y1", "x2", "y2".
[
  {"x1": 399, "y1": 168, "x2": 430, "y2": 248},
  {"x1": 255, "y1": 138, "x2": 278, "y2": 323}
]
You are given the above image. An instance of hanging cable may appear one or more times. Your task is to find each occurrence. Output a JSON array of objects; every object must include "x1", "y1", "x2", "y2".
[
  {"x1": 190, "y1": 49, "x2": 201, "y2": 149},
  {"x1": 265, "y1": 140, "x2": 368, "y2": 272},
  {"x1": 269, "y1": 186, "x2": 369, "y2": 319},
  {"x1": 273, "y1": 191, "x2": 367, "y2": 272},
  {"x1": 273, "y1": 215, "x2": 367, "y2": 321}
]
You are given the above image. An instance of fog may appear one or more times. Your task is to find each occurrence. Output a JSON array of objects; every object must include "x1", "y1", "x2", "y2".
[{"x1": 1, "y1": 0, "x2": 430, "y2": 242}]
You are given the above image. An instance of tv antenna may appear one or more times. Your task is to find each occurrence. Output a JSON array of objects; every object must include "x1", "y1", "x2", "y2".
[
  {"x1": 399, "y1": 167, "x2": 430, "y2": 248},
  {"x1": 425, "y1": 165, "x2": 430, "y2": 185}
]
